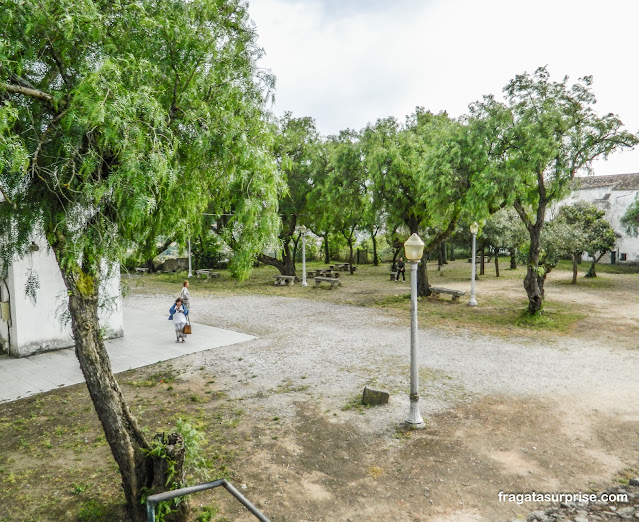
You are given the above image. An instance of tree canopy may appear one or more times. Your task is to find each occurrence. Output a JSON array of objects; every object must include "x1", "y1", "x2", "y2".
[
  {"x1": 0, "y1": 0, "x2": 279, "y2": 518},
  {"x1": 473, "y1": 67, "x2": 638, "y2": 313}
]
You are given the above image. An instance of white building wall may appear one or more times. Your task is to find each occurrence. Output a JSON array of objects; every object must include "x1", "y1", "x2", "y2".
[
  {"x1": 0, "y1": 239, "x2": 123, "y2": 357},
  {"x1": 564, "y1": 186, "x2": 639, "y2": 263}
]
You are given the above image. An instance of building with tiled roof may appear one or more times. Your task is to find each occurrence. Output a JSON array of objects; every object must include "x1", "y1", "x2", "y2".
[{"x1": 565, "y1": 173, "x2": 639, "y2": 263}]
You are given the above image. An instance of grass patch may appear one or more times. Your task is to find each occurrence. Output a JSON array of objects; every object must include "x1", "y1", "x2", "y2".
[
  {"x1": 514, "y1": 306, "x2": 586, "y2": 331},
  {"x1": 274, "y1": 379, "x2": 311, "y2": 394},
  {"x1": 341, "y1": 395, "x2": 372, "y2": 414}
]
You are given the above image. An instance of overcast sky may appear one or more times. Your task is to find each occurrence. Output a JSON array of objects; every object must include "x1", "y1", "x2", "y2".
[{"x1": 248, "y1": 0, "x2": 639, "y2": 176}]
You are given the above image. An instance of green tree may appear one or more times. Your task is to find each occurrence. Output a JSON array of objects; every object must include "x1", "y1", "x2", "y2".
[
  {"x1": 621, "y1": 197, "x2": 639, "y2": 237},
  {"x1": 556, "y1": 201, "x2": 618, "y2": 281},
  {"x1": 0, "y1": 1, "x2": 278, "y2": 518},
  {"x1": 364, "y1": 108, "x2": 507, "y2": 296},
  {"x1": 258, "y1": 114, "x2": 319, "y2": 276},
  {"x1": 324, "y1": 130, "x2": 368, "y2": 273},
  {"x1": 480, "y1": 208, "x2": 528, "y2": 275},
  {"x1": 305, "y1": 139, "x2": 334, "y2": 264},
  {"x1": 476, "y1": 67, "x2": 637, "y2": 313}
]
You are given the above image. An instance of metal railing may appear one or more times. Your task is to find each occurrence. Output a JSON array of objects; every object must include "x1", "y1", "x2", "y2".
[{"x1": 146, "y1": 479, "x2": 270, "y2": 522}]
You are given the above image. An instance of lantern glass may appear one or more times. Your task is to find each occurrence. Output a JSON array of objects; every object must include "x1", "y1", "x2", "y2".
[
  {"x1": 469, "y1": 222, "x2": 479, "y2": 235},
  {"x1": 404, "y1": 233, "x2": 425, "y2": 261},
  {"x1": 300, "y1": 225, "x2": 307, "y2": 235}
]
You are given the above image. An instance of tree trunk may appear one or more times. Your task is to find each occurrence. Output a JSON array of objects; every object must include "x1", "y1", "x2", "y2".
[
  {"x1": 449, "y1": 243, "x2": 455, "y2": 261},
  {"x1": 524, "y1": 226, "x2": 544, "y2": 314},
  {"x1": 348, "y1": 240, "x2": 355, "y2": 274},
  {"x1": 494, "y1": 247, "x2": 500, "y2": 278},
  {"x1": 323, "y1": 235, "x2": 330, "y2": 264},
  {"x1": 392, "y1": 247, "x2": 401, "y2": 268},
  {"x1": 585, "y1": 252, "x2": 605, "y2": 278},
  {"x1": 440, "y1": 242, "x2": 448, "y2": 264},
  {"x1": 480, "y1": 247, "x2": 485, "y2": 276},
  {"x1": 417, "y1": 253, "x2": 431, "y2": 297},
  {"x1": 372, "y1": 235, "x2": 379, "y2": 266},
  {"x1": 59, "y1": 265, "x2": 186, "y2": 521},
  {"x1": 509, "y1": 248, "x2": 517, "y2": 269},
  {"x1": 571, "y1": 254, "x2": 579, "y2": 284},
  {"x1": 258, "y1": 239, "x2": 296, "y2": 276}
]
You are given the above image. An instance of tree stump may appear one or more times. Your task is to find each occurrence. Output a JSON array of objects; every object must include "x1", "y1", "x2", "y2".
[{"x1": 147, "y1": 432, "x2": 189, "y2": 521}]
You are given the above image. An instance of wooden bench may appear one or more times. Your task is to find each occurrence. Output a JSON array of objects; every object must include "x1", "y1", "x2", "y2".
[
  {"x1": 429, "y1": 286, "x2": 467, "y2": 302},
  {"x1": 273, "y1": 275, "x2": 296, "y2": 286},
  {"x1": 135, "y1": 267, "x2": 149, "y2": 274},
  {"x1": 195, "y1": 269, "x2": 220, "y2": 279},
  {"x1": 314, "y1": 276, "x2": 341, "y2": 289}
]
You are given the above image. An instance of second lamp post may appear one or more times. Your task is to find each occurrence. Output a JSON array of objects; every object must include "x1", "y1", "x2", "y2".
[
  {"x1": 403, "y1": 233, "x2": 425, "y2": 429},
  {"x1": 300, "y1": 226, "x2": 308, "y2": 287},
  {"x1": 468, "y1": 221, "x2": 479, "y2": 306}
]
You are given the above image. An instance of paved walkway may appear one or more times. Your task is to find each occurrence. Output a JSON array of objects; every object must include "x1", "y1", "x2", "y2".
[{"x1": 0, "y1": 307, "x2": 256, "y2": 404}]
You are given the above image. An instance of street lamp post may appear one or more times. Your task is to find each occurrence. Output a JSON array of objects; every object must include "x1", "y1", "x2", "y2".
[
  {"x1": 300, "y1": 226, "x2": 308, "y2": 287},
  {"x1": 468, "y1": 222, "x2": 479, "y2": 306},
  {"x1": 404, "y1": 233, "x2": 425, "y2": 429}
]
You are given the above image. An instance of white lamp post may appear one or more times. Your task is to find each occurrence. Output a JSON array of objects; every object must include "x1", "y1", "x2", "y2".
[
  {"x1": 468, "y1": 222, "x2": 479, "y2": 306},
  {"x1": 188, "y1": 237, "x2": 193, "y2": 278},
  {"x1": 300, "y1": 226, "x2": 308, "y2": 287},
  {"x1": 404, "y1": 232, "x2": 425, "y2": 429}
]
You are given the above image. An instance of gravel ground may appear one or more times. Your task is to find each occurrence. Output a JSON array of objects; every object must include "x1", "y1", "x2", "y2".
[
  {"x1": 138, "y1": 293, "x2": 639, "y2": 419},
  {"x1": 132, "y1": 293, "x2": 639, "y2": 520}
]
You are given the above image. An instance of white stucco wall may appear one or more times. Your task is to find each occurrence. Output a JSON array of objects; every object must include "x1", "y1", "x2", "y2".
[
  {"x1": 0, "y1": 239, "x2": 123, "y2": 357},
  {"x1": 563, "y1": 185, "x2": 639, "y2": 263}
]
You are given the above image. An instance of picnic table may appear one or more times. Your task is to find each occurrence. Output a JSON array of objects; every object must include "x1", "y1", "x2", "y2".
[
  {"x1": 135, "y1": 267, "x2": 149, "y2": 274},
  {"x1": 334, "y1": 263, "x2": 357, "y2": 273},
  {"x1": 273, "y1": 275, "x2": 296, "y2": 286},
  {"x1": 310, "y1": 269, "x2": 339, "y2": 278}
]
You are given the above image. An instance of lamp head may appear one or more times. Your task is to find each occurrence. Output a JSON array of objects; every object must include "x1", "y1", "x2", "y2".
[
  {"x1": 403, "y1": 233, "x2": 425, "y2": 262},
  {"x1": 469, "y1": 222, "x2": 479, "y2": 235},
  {"x1": 300, "y1": 225, "x2": 307, "y2": 235}
]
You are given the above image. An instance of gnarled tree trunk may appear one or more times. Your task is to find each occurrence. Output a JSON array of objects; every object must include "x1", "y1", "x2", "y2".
[
  {"x1": 523, "y1": 223, "x2": 545, "y2": 314},
  {"x1": 324, "y1": 235, "x2": 330, "y2": 264},
  {"x1": 585, "y1": 252, "x2": 605, "y2": 278},
  {"x1": 258, "y1": 239, "x2": 296, "y2": 277},
  {"x1": 58, "y1": 263, "x2": 186, "y2": 521}
]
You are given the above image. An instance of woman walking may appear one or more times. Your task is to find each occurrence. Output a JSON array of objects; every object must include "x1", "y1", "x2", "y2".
[{"x1": 169, "y1": 297, "x2": 189, "y2": 343}]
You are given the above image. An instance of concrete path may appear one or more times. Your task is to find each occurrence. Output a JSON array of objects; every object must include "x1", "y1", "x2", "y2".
[{"x1": 0, "y1": 307, "x2": 256, "y2": 404}]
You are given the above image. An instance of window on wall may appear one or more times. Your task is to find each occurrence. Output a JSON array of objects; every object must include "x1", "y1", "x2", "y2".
[{"x1": 620, "y1": 253, "x2": 627, "y2": 261}]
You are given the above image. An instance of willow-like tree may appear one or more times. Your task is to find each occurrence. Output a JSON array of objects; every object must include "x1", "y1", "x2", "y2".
[
  {"x1": 475, "y1": 67, "x2": 637, "y2": 314},
  {"x1": 323, "y1": 130, "x2": 369, "y2": 273},
  {"x1": 258, "y1": 114, "x2": 319, "y2": 276},
  {"x1": 364, "y1": 108, "x2": 506, "y2": 296},
  {"x1": 0, "y1": 1, "x2": 279, "y2": 519}
]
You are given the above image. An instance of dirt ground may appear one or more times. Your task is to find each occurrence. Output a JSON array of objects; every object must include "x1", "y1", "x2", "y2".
[{"x1": 1, "y1": 263, "x2": 638, "y2": 521}]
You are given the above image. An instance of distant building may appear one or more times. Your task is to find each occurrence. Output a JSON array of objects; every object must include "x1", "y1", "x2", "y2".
[
  {"x1": 564, "y1": 173, "x2": 639, "y2": 264},
  {"x1": 0, "y1": 237, "x2": 123, "y2": 357}
]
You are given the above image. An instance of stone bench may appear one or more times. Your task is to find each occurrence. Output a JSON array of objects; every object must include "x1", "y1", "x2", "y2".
[
  {"x1": 274, "y1": 275, "x2": 296, "y2": 286},
  {"x1": 195, "y1": 269, "x2": 220, "y2": 279},
  {"x1": 313, "y1": 276, "x2": 341, "y2": 289},
  {"x1": 429, "y1": 286, "x2": 467, "y2": 302},
  {"x1": 135, "y1": 267, "x2": 149, "y2": 273},
  {"x1": 390, "y1": 271, "x2": 398, "y2": 281}
]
